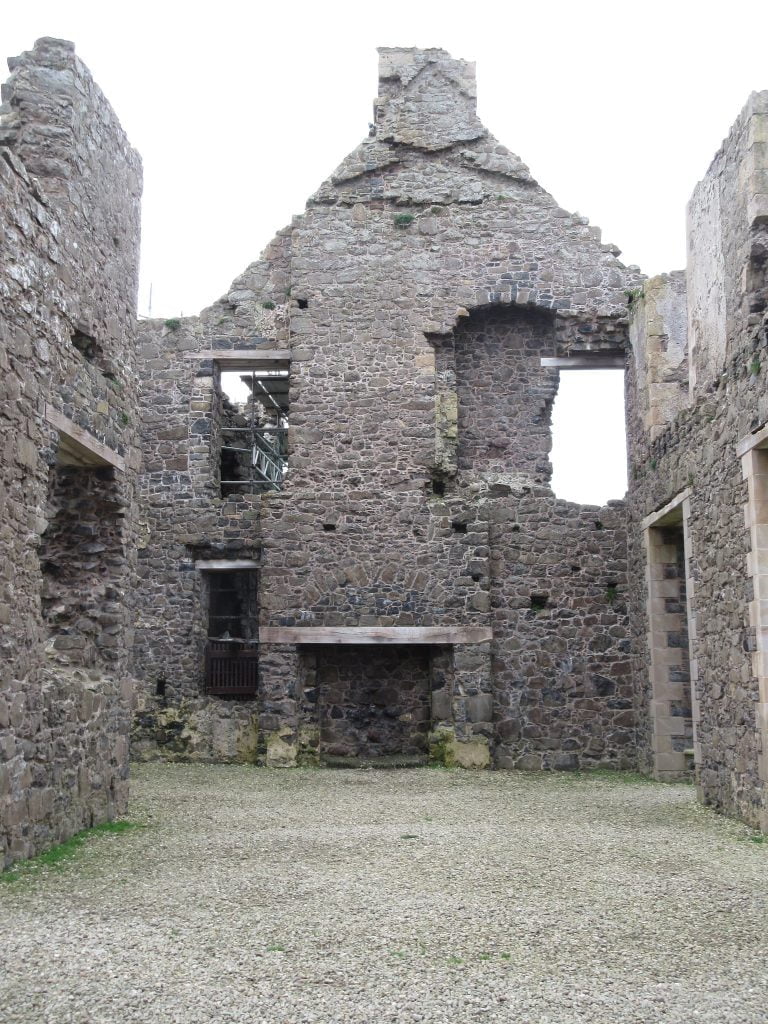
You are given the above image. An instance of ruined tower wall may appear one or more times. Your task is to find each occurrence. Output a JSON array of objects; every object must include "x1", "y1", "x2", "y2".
[
  {"x1": 134, "y1": 47, "x2": 640, "y2": 770},
  {"x1": 0, "y1": 39, "x2": 142, "y2": 865},
  {"x1": 627, "y1": 92, "x2": 768, "y2": 830}
]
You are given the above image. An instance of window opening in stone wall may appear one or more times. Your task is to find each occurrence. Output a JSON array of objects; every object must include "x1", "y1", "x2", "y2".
[
  {"x1": 219, "y1": 365, "x2": 289, "y2": 497},
  {"x1": 40, "y1": 462, "x2": 124, "y2": 667},
  {"x1": 71, "y1": 328, "x2": 102, "y2": 364},
  {"x1": 551, "y1": 370, "x2": 627, "y2": 504},
  {"x1": 204, "y1": 569, "x2": 258, "y2": 697}
]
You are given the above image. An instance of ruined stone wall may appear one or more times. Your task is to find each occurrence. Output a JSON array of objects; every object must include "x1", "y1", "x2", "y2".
[
  {"x1": 0, "y1": 39, "x2": 141, "y2": 866},
  {"x1": 313, "y1": 646, "x2": 432, "y2": 760},
  {"x1": 687, "y1": 93, "x2": 768, "y2": 392},
  {"x1": 490, "y1": 495, "x2": 632, "y2": 771},
  {"x1": 134, "y1": 46, "x2": 640, "y2": 771},
  {"x1": 627, "y1": 91, "x2": 768, "y2": 829},
  {"x1": 132, "y1": 315, "x2": 274, "y2": 764},
  {"x1": 453, "y1": 308, "x2": 558, "y2": 485},
  {"x1": 630, "y1": 272, "x2": 688, "y2": 439}
]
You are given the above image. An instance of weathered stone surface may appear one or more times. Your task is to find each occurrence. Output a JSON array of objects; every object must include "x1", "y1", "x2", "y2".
[
  {"x1": 4, "y1": 39, "x2": 766, "y2": 849},
  {"x1": 0, "y1": 38, "x2": 141, "y2": 866},
  {"x1": 132, "y1": 46, "x2": 638, "y2": 775},
  {"x1": 627, "y1": 90, "x2": 768, "y2": 831}
]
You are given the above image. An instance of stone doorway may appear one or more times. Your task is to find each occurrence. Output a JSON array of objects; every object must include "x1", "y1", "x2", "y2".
[
  {"x1": 316, "y1": 645, "x2": 432, "y2": 763},
  {"x1": 643, "y1": 493, "x2": 697, "y2": 778}
]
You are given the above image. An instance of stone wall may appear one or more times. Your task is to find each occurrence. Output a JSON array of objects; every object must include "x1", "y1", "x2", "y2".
[
  {"x1": 453, "y1": 307, "x2": 558, "y2": 485},
  {"x1": 313, "y1": 646, "x2": 432, "y2": 760},
  {"x1": 686, "y1": 93, "x2": 768, "y2": 391},
  {"x1": 0, "y1": 39, "x2": 142, "y2": 866},
  {"x1": 627, "y1": 90, "x2": 768, "y2": 830},
  {"x1": 489, "y1": 495, "x2": 632, "y2": 771},
  {"x1": 133, "y1": 46, "x2": 639, "y2": 773},
  {"x1": 630, "y1": 272, "x2": 688, "y2": 439}
]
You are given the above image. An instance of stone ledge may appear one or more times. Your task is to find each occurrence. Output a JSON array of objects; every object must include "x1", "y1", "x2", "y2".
[
  {"x1": 259, "y1": 626, "x2": 492, "y2": 645},
  {"x1": 45, "y1": 404, "x2": 125, "y2": 471}
]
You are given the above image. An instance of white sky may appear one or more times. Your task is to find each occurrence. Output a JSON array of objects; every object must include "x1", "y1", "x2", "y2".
[{"x1": 5, "y1": 0, "x2": 768, "y2": 504}]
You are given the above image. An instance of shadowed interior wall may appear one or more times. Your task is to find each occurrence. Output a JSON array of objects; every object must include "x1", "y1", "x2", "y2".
[
  {"x1": 40, "y1": 466, "x2": 127, "y2": 668},
  {"x1": 454, "y1": 307, "x2": 557, "y2": 485},
  {"x1": 316, "y1": 646, "x2": 431, "y2": 758}
]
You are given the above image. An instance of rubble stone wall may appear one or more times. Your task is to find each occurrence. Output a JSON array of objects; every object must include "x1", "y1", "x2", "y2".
[
  {"x1": 489, "y1": 495, "x2": 633, "y2": 770},
  {"x1": 0, "y1": 38, "x2": 141, "y2": 866},
  {"x1": 627, "y1": 90, "x2": 768, "y2": 829},
  {"x1": 314, "y1": 646, "x2": 432, "y2": 759},
  {"x1": 453, "y1": 307, "x2": 558, "y2": 486},
  {"x1": 133, "y1": 46, "x2": 639, "y2": 771}
]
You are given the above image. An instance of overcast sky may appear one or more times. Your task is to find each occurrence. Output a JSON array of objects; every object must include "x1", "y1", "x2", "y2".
[{"x1": 5, "y1": 0, "x2": 768, "y2": 503}]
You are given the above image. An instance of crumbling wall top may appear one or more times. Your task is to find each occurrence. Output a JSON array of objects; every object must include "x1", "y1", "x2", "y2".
[
  {"x1": 686, "y1": 88, "x2": 768, "y2": 391},
  {"x1": 0, "y1": 35, "x2": 142, "y2": 359},
  {"x1": 374, "y1": 46, "x2": 485, "y2": 151}
]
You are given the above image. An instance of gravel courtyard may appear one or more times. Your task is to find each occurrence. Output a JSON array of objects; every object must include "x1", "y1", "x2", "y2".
[{"x1": 1, "y1": 765, "x2": 767, "y2": 1024}]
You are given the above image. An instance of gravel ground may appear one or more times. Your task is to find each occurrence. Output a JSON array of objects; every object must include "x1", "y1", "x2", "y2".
[{"x1": 1, "y1": 764, "x2": 767, "y2": 1024}]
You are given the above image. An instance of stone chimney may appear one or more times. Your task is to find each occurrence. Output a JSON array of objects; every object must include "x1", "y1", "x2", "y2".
[{"x1": 373, "y1": 47, "x2": 486, "y2": 151}]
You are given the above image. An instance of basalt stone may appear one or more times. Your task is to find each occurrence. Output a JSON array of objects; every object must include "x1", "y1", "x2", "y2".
[{"x1": 0, "y1": 37, "x2": 141, "y2": 867}]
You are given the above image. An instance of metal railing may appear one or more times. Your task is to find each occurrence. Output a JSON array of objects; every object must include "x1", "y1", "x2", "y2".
[
  {"x1": 204, "y1": 640, "x2": 259, "y2": 697},
  {"x1": 220, "y1": 425, "x2": 287, "y2": 491}
]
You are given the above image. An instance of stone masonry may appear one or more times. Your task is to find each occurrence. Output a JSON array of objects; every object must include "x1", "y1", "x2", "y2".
[
  {"x1": 132, "y1": 47, "x2": 641, "y2": 776},
  {"x1": 3, "y1": 42, "x2": 768, "y2": 867},
  {"x1": 0, "y1": 39, "x2": 142, "y2": 866},
  {"x1": 627, "y1": 91, "x2": 768, "y2": 830}
]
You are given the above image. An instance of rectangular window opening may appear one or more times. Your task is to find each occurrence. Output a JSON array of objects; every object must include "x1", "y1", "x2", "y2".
[
  {"x1": 203, "y1": 568, "x2": 259, "y2": 698},
  {"x1": 550, "y1": 368, "x2": 627, "y2": 504},
  {"x1": 218, "y1": 363, "x2": 289, "y2": 497},
  {"x1": 40, "y1": 459, "x2": 123, "y2": 669}
]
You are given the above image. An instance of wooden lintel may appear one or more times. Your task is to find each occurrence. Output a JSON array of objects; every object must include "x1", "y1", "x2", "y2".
[
  {"x1": 195, "y1": 559, "x2": 259, "y2": 571},
  {"x1": 541, "y1": 356, "x2": 625, "y2": 370},
  {"x1": 45, "y1": 404, "x2": 125, "y2": 471},
  {"x1": 258, "y1": 626, "x2": 493, "y2": 645},
  {"x1": 184, "y1": 350, "x2": 291, "y2": 363}
]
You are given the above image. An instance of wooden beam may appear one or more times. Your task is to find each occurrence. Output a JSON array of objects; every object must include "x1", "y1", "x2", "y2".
[
  {"x1": 195, "y1": 559, "x2": 259, "y2": 571},
  {"x1": 184, "y1": 350, "x2": 291, "y2": 364},
  {"x1": 259, "y1": 626, "x2": 492, "y2": 645},
  {"x1": 45, "y1": 404, "x2": 125, "y2": 471},
  {"x1": 541, "y1": 356, "x2": 625, "y2": 370}
]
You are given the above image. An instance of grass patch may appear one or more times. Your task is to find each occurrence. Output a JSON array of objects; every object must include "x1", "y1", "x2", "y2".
[{"x1": 1, "y1": 820, "x2": 141, "y2": 885}]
